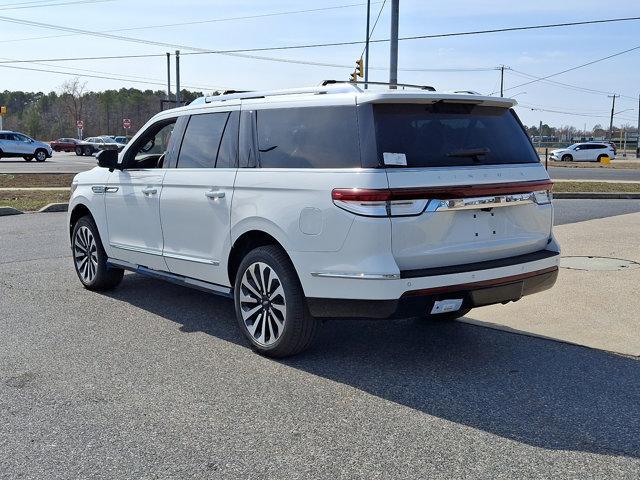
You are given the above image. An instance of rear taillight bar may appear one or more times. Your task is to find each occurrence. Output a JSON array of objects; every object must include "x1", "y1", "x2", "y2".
[
  {"x1": 332, "y1": 180, "x2": 553, "y2": 202},
  {"x1": 332, "y1": 180, "x2": 554, "y2": 217}
]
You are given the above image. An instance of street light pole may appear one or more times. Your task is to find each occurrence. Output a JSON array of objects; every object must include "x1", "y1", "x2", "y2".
[
  {"x1": 364, "y1": 0, "x2": 371, "y2": 89},
  {"x1": 166, "y1": 52, "x2": 171, "y2": 101},
  {"x1": 500, "y1": 65, "x2": 505, "y2": 97},
  {"x1": 175, "y1": 50, "x2": 181, "y2": 107},
  {"x1": 389, "y1": 0, "x2": 399, "y2": 89}
]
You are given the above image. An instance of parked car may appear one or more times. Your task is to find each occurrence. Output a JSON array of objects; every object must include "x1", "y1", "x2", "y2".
[
  {"x1": 68, "y1": 83, "x2": 559, "y2": 357},
  {"x1": 75, "y1": 136, "x2": 123, "y2": 156},
  {"x1": 113, "y1": 136, "x2": 129, "y2": 145},
  {"x1": 0, "y1": 130, "x2": 52, "y2": 162},
  {"x1": 50, "y1": 137, "x2": 82, "y2": 152},
  {"x1": 549, "y1": 142, "x2": 615, "y2": 162}
]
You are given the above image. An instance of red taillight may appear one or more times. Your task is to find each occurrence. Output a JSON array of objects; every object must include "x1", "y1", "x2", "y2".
[{"x1": 331, "y1": 188, "x2": 392, "y2": 202}]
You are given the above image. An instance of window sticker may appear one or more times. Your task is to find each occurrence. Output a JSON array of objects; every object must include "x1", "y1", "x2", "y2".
[{"x1": 383, "y1": 152, "x2": 407, "y2": 166}]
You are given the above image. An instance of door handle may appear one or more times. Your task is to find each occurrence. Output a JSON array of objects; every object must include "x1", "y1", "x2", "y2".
[
  {"x1": 142, "y1": 186, "x2": 158, "y2": 195},
  {"x1": 205, "y1": 190, "x2": 225, "y2": 199}
]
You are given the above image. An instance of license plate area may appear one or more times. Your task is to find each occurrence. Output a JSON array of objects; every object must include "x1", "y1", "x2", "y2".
[{"x1": 430, "y1": 298, "x2": 464, "y2": 314}]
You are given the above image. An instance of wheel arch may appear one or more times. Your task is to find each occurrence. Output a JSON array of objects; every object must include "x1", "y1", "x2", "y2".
[
  {"x1": 69, "y1": 203, "x2": 94, "y2": 241},
  {"x1": 228, "y1": 230, "x2": 294, "y2": 287}
]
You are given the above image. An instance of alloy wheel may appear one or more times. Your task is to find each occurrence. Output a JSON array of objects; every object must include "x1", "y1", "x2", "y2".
[
  {"x1": 74, "y1": 226, "x2": 98, "y2": 284},
  {"x1": 239, "y1": 262, "x2": 286, "y2": 346},
  {"x1": 36, "y1": 150, "x2": 46, "y2": 161}
]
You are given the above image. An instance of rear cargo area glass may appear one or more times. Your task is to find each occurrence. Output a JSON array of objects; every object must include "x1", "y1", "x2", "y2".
[{"x1": 373, "y1": 103, "x2": 538, "y2": 167}]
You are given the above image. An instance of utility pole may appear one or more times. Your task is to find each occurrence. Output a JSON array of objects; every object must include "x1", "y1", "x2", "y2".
[
  {"x1": 175, "y1": 50, "x2": 181, "y2": 107},
  {"x1": 637, "y1": 94, "x2": 640, "y2": 157},
  {"x1": 608, "y1": 94, "x2": 619, "y2": 140},
  {"x1": 166, "y1": 52, "x2": 171, "y2": 101},
  {"x1": 500, "y1": 66, "x2": 505, "y2": 97},
  {"x1": 538, "y1": 120, "x2": 543, "y2": 147},
  {"x1": 389, "y1": 0, "x2": 399, "y2": 89},
  {"x1": 364, "y1": 0, "x2": 371, "y2": 89}
]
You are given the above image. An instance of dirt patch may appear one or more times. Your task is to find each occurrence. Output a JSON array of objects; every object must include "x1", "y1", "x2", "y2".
[{"x1": 0, "y1": 173, "x2": 76, "y2": 188}]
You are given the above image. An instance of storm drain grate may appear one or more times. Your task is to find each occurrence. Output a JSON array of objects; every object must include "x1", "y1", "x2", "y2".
[{"x1": 560, "y1": 256, "x2": 640, "y2": 271}]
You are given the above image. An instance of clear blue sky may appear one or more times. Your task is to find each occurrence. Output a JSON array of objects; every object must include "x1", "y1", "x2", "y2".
[{"x1": 0, "y1": 0, "x2": 638, "y2": 129}]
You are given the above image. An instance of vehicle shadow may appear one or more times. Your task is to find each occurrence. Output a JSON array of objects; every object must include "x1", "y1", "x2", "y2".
[{"x1": 105, "y1": 273, "x2": 640, "y2": 459}]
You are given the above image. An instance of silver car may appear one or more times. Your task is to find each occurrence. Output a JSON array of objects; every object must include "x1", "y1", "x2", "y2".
[{"x1": 0, "y1": 130, "x2": 53, "y2": 162}]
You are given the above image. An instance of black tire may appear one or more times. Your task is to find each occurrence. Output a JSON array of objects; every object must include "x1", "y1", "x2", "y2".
[
  {"x1": 561, "y1": 154, "x2": 573, "y2": 162},
  {"x1": 83, "y1": 146, "x2": 92, "y2": 156},
  {"x1": 75, "y1": 146, "x2": 83, "y2": 156},
  {"x1": 71, "y1": 215, "x2": 123, "y2": 291},
  {"x1": 34, "y1": 149, "x2": 47, "y2": 162},
  {"x1": 426, "y1": 307, "x2": 472, "y2": 321},
  {"x1": 23, "y1": 156, "x2": 33, "y2": 162},
  {"x1": 233, "y1": 245, "x2": 319, "y2": 358}
]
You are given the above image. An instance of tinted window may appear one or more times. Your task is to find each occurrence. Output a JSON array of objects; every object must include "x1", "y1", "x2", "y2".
[
  {"x1": 373, "y1": 103, "x2": 539, "y2": 167},
  {"x1": 0, "y1": 133, "x2": 8, "y2": 140},
  {"x1": 177, "y1": 112, "x2": 228, "y2": 168},
  {"x1": 256, "y1": 106, "x2": 360, "y2": 168},
  {"x1": 216, "y1": 111, "x2": 239, "y2": 168}
]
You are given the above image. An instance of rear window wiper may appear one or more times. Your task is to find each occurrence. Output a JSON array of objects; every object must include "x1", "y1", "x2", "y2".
[{"x1": 446, "y1": 147, "x2": 490, "y2": 161}]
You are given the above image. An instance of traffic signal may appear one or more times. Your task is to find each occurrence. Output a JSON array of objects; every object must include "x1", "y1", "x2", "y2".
[
  {"x1": 355, "y1": 58, "x2": 364, "y2": 78},
  {"x1": 349, "y1": 71, "x2": 357, "y2": 82},
  {"x1": 0, "y1": 106, "x2": 7, "y2": 114}
]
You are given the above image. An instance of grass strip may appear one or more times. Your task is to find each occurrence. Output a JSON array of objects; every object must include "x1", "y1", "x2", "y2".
[
  {"x1": 0, "y1": 190, "x2": 70, "y2": 211},
  {"x1": 553, "y1": 182, "x2": 640, "y2": 193},
  {"x1": 0, "y1": 173, "x2": 76, "y2": 188}
]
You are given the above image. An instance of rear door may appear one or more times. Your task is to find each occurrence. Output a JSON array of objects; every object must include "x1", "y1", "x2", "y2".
[
  {"x1": 372, "y1": 102, "x2": 553, "y2": 271},
  {"x1": 160, "y1": 106, "x2": 239, "y2": 286}
]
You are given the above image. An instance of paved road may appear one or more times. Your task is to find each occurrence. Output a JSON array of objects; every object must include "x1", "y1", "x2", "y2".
[
  {"x1": 1, "y1": 212, "x2": 639, "y2": 479},
  {"x1": 0, "y1": 151, "x2": 96, "y2": 173},
  {"x1": 554, "y1": 199, "x2": 640, "y2": 225},
  {"x1": 548, "y1": 166, "x2": 640, "y2": 181}
]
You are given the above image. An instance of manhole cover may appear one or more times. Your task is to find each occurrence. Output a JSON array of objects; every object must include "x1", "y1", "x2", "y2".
[{"x1": 560, "y1": 256, "x2": 640, "y2": 271}]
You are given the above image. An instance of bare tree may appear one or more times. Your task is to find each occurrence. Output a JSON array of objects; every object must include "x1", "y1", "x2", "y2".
[{"x1": 60, "y1": 78, "x2": 87, "y2": 128}]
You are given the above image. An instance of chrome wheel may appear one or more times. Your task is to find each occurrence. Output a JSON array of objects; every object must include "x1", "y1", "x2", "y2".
[
  {"x1": 35, "y1": 150, "x2": 46, "y2": 161},
  {"x1": 74, "y1": 225, "x2": 98, "y2": 284},
  {"x1": 239, "y1": 262, "x2": 286, "y2": 346}
]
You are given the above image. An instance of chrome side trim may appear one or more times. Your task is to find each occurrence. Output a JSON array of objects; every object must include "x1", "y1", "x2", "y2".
[
  {"x1": 109, "y1": 242, "x2": 163, "y2": 256},
  {"x1": 106, "y1": 259, "x2": 232, "y2": 297},
  {"x1": 311, "y1": 272, "x2": 400, "y2": 280},
  {"x1": 426, "y1": 192, "x2": 537, "y2": 212},
  {"x1": 105, "y1": 186, "x2": 119, "y2": 193},
  {"x1": 91, "y1": 186, "x2": 106, "y2": 194},
  {"x1": 163, "y1": 251, "x2": 220, "y2": 266}
]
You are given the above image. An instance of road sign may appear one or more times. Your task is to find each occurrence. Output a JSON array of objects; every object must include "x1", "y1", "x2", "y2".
[
  {"x1": 123, "y1": 118, "x2": 131, "y2": 129},
  {"x1": 76, "y1": 120, "x2": 84, "y2": 129}
]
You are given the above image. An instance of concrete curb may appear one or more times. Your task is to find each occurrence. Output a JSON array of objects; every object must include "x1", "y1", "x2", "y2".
[
  {"x1": 0, "y1": 203, "x2": 69, "y2": 216},
  {"x1": 0, "y1": 206, "x2": 23, "y2": 216},
  {"x1": 554, "y1": 192, "x2": 640, "y2": 199},
  {"x1": 38, "y1": 203, "x2": 69, "y2": 213}
]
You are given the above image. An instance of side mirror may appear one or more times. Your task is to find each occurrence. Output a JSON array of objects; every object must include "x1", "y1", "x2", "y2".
[{"x1": 96, "y1": 149, "x2": 120, "y2": 171}]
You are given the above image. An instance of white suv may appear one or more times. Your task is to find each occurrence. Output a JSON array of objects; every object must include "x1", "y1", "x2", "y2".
[
  {"x1": 550, "y1": 142, "x2": 616, "y2": 162},
  {"x1": 68, "y1": 83, "x2": 559, "y2": 357},
  {"x1": 0, "y1": 130, "x2": 53, "y2": 162}
]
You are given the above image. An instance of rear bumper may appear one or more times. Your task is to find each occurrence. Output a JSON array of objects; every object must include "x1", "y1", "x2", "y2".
[{"x1": 307, "y1": 266, "x2": 558, "y2": 318}]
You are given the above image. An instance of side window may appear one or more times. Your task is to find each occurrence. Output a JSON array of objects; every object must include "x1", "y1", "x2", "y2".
[
  {"x1": 216, "y1": 111, "x2": 239, "y2": 168},
  {"x1": 176, "y1": 112, "x2": 228, "y2": 169},
  {"x1": 124, "y1": 118, "x2": 178, "y2": 169},
  {"x1": 255, "y1": 106, "x2": 360, "y2": 168}
]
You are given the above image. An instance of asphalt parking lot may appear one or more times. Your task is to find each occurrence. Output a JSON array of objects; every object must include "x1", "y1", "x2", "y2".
[{"x1": 1, "y1": 211, "x2": 639, "y2": 479}]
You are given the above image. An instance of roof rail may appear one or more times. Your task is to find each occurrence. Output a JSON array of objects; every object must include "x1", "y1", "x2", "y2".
[
  {"x1": 322, "y1": 80, "x2": 436, "y2": 91},
  {"x1": 200, "y1": 83, "x2": 358, "y2": 104}
]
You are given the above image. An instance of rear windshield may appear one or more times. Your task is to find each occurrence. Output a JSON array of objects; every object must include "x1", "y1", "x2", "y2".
[{"x1": 373, "y1": 103, "x2": 538, "y2": 167}]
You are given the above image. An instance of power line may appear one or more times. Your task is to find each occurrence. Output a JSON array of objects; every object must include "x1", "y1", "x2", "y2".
[
  {"x1": 0, "y1": 63, "x2": 226, "y2": 90},
  {"x1": 497, "y1": 44, "x2": 640, "y2": 94},
  {"x1": 0, "y1": 0, "x2": 112, "y2": 10},
  {"x1": 360, "y1": 0, "x2": 386, "y2": 58},
  {"x1": 1, "y1": 14, "x2": 639, "y2": 61},
  {"x1": 508, "y1": 69, "x2": 637, "y2": 101},
  {"x1": 0, "y1": 2, "x2": 382, "y2": 44}
]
